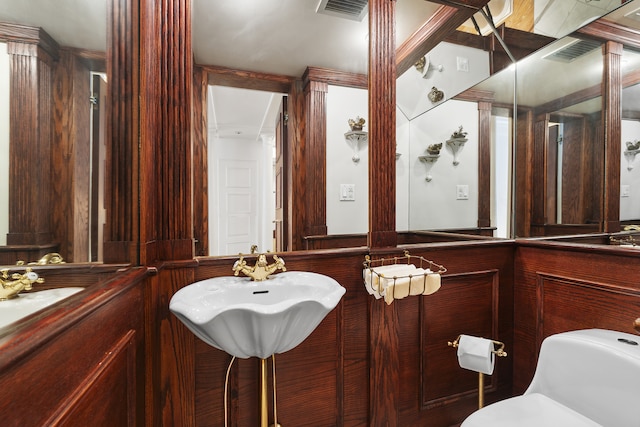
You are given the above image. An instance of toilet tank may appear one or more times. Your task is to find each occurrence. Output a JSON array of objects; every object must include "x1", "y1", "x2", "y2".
[{"x1": 525, "y1": 329, "x2": 640, "y2": 426}]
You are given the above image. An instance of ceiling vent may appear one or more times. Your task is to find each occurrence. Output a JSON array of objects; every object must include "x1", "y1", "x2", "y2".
[
  {"x1": 316, "y1": 0, "x2": 368, "y2": 22},
  {"x1": 542, "y1": 38, "x2": 602, "y2": 63}
]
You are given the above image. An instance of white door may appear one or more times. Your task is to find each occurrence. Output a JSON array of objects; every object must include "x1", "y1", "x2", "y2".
[{"x1": 209, "y1": 140, "x2": 261, "y2": 255}]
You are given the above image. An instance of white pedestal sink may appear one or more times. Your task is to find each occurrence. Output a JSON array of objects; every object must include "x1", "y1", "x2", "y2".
[
  {"x1": 170, "y1": 270, "x2": 345, "y2": 427},
  {"x1": 169, "y1": 271, "x2": 346, "y2": 359}
]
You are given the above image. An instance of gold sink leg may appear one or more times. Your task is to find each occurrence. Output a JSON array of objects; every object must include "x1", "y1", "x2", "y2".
[
  {"x1": 260, "y1": 358, "x2": 268, "y2": 427},
  {"x1": 478, "y1": 372, "x2": 484, "y2": 409}
]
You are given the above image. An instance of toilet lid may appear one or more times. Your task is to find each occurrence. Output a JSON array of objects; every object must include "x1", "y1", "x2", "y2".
[{"x1": 461, "y1": 393, "x2": 602, "y2": 427}]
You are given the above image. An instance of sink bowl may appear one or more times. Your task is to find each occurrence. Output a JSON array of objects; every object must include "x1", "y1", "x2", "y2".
[
  {"x1": 169, "y1": 271, "x2": 346, "y2": 359},
  {"x1": 0, "y1": 287, "x2": 84, "y2": 329}
]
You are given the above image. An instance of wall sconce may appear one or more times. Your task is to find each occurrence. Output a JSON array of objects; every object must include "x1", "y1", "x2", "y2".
[
  {"x1": 624, "y1": 140, "x2": 640, "y2": 171},
  {"x1": 446, "y1": 126, "x2": 468, "y2": 166},
  {"x1": 414, "y1": 55, "x2": 443, "y2": 79},
  {"x1": 418, "y1": 143, "x2": 442, "y2": 181},
  {"x1": 345, "y1": 117, "x2": 367, "y2": 163},
  {"x1": 428, "y1": 86, "x2": 444, "y2": 103}
]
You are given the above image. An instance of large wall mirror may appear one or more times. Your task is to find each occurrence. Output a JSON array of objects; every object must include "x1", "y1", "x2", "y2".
[
  {"x1": 197, "y1": 0, "x2": 439, "y2": 256},
  {"x1": 0, "y1": 0, "x2": 107, "y2": 265},
  {"x1": 197, "y1": 0, "x2": 636, "y2": 256}
]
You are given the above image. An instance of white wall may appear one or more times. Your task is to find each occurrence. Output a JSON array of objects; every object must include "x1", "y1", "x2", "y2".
[
  {"x1": 397, "y1": 41, "x2": 490, "y2": 120},
  {"x1": 396, "y1": 107, "x2": 410, "y2": 231},
  {"x1": 326, "y1": 85, "x2": 369, "y2": 235},
  {"x1": 0, "y1": 42, "x2": 9, "y2": 246},
  {"x1": 620, "y1": 119, "x2": 640, "y2": 221},
  {"x1": 325, "y1": 88, "x2": 484, "y2": 233},
  {"x1": 408, "y1": 100, "x2": 479, "y2": 230}
]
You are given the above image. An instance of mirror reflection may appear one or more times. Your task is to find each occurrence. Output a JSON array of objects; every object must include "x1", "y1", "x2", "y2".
[{"x1": 0, "y1": 1, "x2": 106, "y2": 264}]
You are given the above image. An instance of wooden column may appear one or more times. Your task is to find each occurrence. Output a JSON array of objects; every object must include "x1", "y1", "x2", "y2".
[
  {"x1": 369, "y1": 0, "x2": 399, "y2": 425},
  {"x1": 530, "y1": 113, "x2": 550, "y2": 235},
  {"x1": 304, "y1": 78, "x2": 329, "y2": 236},
  {"x1": 103, "y1": 0, "x2": 140, "y2": 263},
  {"x1": 6, "y1": 35, "x2": 57, "y2": 246},
  {"x1": 602, "y1": 41, "x2": 622, "y2": 233},
  {"x1": 477, "y1": 101, "x2": 492, "y2": 228},
  {"x1": 368, "y1": 0, "x2": 397, "y2": 250},
  {"x1": 51, "y1": 49, "x2": 92, "y2": 262},
  {"x1": 139, "y1": 0, "x2": 194, "y2": 263},
  {"x1": 192, "y1": 66, "x2": 209, "y2": 257}
]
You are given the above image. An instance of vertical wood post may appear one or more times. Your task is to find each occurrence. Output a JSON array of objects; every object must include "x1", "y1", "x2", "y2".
[
  {"x1": 602, "y1": 41, "x2": 622, "y2": 233},
  {"x1": 368, "y1": 1, "x2": 399, "y2": 425},
  {"x1": 368, "y1": 0, "x2": 397, "y2": 249},
  {"x1": 7, "y1": 40, "x2": 57, "y2": 246},
  {"x1": 139, "y1": 0, "x2": 194, "y2": 263}
]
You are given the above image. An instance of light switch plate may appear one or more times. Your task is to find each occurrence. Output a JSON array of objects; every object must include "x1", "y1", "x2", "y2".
[
  {"x1": 457, "y1": 56, "x2": 469, "y2": 72},
  {"x1": 340, "y1": 184, "x2": 355, "y2": 201},
  {"x1": 456, "y1": 184, "x2": 469, "y2": 200},
  {"x1": 622, "y1": 184, "x2": 630, "y2": 198}
]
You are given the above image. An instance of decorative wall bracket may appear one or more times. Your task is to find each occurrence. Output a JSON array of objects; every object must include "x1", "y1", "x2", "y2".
[
  {"x1": 419, "y1": 154, "x2": 440, "y2": 182},
  {"x1": 624, "y1": 140, "x2": 640, "y2": 171},
  {"x1": 446, "y1": 126, "x2": 468, "y2": 166},
  {"x1": 345, "y1": 130, "x2": 368, "y2": 163}
]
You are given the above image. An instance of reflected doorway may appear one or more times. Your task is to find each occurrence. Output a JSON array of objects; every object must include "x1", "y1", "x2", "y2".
[{"x1": 207, "y1": 86, "x2": 286, "y2": 256}]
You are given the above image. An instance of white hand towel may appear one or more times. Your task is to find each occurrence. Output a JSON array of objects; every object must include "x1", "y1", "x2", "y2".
[
  {"x1": 377, "y1": 265, "x2": 418, "y2": 303},
  {"x1": 363, "y1": 263, "x2": 416, "y2": 296},
  {"x1": 422, "y1": 273, "x2": 441, "y2": 296},
  {"x1": 456, "y1": 335, "x2": 495, "y2": 375}
]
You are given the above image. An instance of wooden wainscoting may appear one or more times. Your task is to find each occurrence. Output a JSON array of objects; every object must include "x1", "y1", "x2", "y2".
[
  {"x1": 0, "y1": 267, "x2": 147, "y2": 427},
  {"x1": 152, "y1": 241, "x2": 515, "y2": 426},
  {"x1": 514, "y1": 240, "x2": 640, "y2": 393}
]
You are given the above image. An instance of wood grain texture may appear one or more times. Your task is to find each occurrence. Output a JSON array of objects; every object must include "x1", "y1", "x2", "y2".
[
  {"x1": 304, "y1": 80, "x2": 329, "y2": 236},
  {"x1": 6, "y1": 42, "x2": 55, "y2": 246},
  {"x1": 138, "y1": 0, "x2": 194, "y2": 262},
  {"x1": 368, "y1": 0, "x2": 397, "y2": 250},
  {"x1": 602, "y1": 41, "x2": 622, "y2": 233},
  {"x1": 514, "y1": 241, "x2": 640, "y2": 393},
  {"x1": 52, "y1": 49, "x2": 92, "y2": 262},
  {"x1": 0, "y1": 268, "x2": 147, "y2": 427},
  {"x1": 192, "y1": 66, "x2": 209, "y2": 257},
  {"x1": 162, "y1": 242, "x2": 516, "y2": 427},
  {"x1": 287, "y1": 80, "x2": 307, "y2": 251},
  {"x1": 103, "y1": 0, "x2": 140, "y2": 263},
  {"x1": 477, "y1": 101, "x2": 492, "y2": 228}
]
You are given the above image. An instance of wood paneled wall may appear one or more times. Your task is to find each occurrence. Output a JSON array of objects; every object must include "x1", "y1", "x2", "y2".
[
  {"x1": 514, "y1": 240, "x2": 640, "y2": 393},
  {"x1": 0, "y1": 267, "x2": 147, "y2": 427},
  {"x1": 151, "y1": 242, "x2": 515, "y2": 426}
]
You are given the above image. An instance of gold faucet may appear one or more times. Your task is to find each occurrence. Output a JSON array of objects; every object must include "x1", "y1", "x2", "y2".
[
  {"x1": 0, "y1": 268, "x2": 45, "y2": 301},
  {"x1": 232, "y1": 251, "x2": 286, "y2": 281}
]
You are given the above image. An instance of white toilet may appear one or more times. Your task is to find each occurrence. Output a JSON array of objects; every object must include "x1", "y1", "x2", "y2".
[{"x1": 461, "y1": 329, "x2": 640, "y2": 427}]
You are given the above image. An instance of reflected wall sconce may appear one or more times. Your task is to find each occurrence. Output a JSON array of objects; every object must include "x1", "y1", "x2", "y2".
[
  {"x1": 418, "y1": 143, "x2": 442, "y2": 181},
  {"x1": 345, "y1": 117, "x2": 368, "y2": 163},
  {"x1": 414, "y1": 55, "x2": 443, "y2": 79},
  {"x1": 624, "y1": 140, "x2": 640, "y2": 171},
  {"x1": 446, "y1": 126, "x2": 468, "y2": 166},
  {"x1": 428, "y1": 86, "x2": 444, "y2": 103}
]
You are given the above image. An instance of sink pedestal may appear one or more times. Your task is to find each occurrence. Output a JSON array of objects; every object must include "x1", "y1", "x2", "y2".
[
  {"x1": 260, "y1": 358, "x2": 268, "y2": 427},
  {"x1": 260, "y1": 357, "x2": 282, "y2": 427}
]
